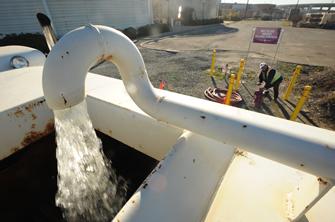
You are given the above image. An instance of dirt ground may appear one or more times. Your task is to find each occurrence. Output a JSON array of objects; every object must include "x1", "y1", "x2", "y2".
[
  {"x1": 92, "y1": 48, "x2": 335, "y2": 131},
  {"x1": 92, "y1": 21, "x2": 335, "y2": 131}
]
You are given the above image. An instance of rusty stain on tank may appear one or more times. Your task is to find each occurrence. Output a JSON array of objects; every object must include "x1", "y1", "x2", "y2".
[
  {"x1": 21, "y1": 121, "x2": 54, "y2": 147},
  {"x1": 234, "y1": 149, "x2": 248, "y2": 158},
  {"x1": 24, "y1": 99, "x2": 46, "y2": 112},
  {"x1": 9, "y1": 99, "x2": 46, "y2": 119},
  {"x1": 317, "y1": 177, "x2": 328, "y2": 185},
  {"x1": 104, "y1": 55, "x2": 113, "y2": 61},
  {"x1": 14, "y1": 108, "x2": 24, "y2": 118},
  {"x1": 10, "y1": 146, "x2": 20, "y2": 154}
]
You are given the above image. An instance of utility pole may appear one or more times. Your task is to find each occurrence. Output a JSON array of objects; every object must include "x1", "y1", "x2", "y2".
[
  {"x1": 295, "y1": 0, "x2": 300, "y2": 9},
  {"x1": 244, "y1": 0, "x2": 250, "y2": 19}
]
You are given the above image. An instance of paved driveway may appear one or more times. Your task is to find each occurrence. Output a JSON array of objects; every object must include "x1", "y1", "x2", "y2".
[{"x1": 142, "y1": 21, "x2": 335, "y2": 68}]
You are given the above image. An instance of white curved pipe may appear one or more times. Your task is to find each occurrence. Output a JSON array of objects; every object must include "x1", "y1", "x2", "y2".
[{"x1": 43, "y1": 25, "x2": 335, "y2": 180}]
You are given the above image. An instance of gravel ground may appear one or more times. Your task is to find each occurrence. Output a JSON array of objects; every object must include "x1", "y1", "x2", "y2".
[
  {"x1": 92, "y1": 48, "x2": 215, "y2": 98},
  {"x1": 91, "y1": 30, "x2": 335, "y2": 131}
]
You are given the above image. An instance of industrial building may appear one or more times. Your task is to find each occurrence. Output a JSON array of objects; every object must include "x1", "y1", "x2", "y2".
[
  {"x1": 152, "y1": 0, "x2": 220, "y2": 24},
  {"x1": 0, "y1": 0, "x2": 153, "y2": 36}
]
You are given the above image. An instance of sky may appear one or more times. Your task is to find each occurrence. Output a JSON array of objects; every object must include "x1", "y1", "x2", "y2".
[{"x1": 221, "y1": 0, "x2": 334, "y2": 5}]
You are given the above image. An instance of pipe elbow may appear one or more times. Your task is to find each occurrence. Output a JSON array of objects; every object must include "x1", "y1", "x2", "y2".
[{"x1": 42, "y1": 25, "x2": 155, "y2": 110}]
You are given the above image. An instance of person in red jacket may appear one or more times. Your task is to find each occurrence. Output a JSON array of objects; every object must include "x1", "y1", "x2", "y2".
[{"x1": 257, "y1": 63, "x2": 283, "y2": 101}]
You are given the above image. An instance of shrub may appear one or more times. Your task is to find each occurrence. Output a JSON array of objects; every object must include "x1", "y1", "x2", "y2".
[
  {"x1": 137, "y1": 24, "x2": 170, "y2": 37},
  {"x1": 182, "y1": 18, "x2": 223, "y2": 26},
  {"x1": 122, "y1": 27, "x2": 137, "y2": 39},
  {"x1": 0, "y1": 33, "x2": 49, "y2": 53}
]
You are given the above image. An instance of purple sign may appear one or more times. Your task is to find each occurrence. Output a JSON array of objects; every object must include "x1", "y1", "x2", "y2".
[{"x1": 253, "y1": 27, "x2": 282, "y2": 44}]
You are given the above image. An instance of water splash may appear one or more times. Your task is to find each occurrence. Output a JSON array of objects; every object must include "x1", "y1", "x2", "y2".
[{"x1": 54, "y1": 101, "x2": 125, "y2": 221}]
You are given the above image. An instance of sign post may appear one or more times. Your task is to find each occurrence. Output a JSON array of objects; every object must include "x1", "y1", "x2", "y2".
[
  {"x1": 253, "y1": 27, "x2": 282, "y2": 44},
  {"x1": 252, "y1": 27, "x2": 283, "y2": 67}
]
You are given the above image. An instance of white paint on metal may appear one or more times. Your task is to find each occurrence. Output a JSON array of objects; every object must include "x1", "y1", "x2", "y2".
[
  {"x1": 0, "y1": 67, "x2": 44, "y2": 111},
  {"x1": 0, "y1": 98, "x2": 53, "y2": 160},
  {"x1": 1, "y1": 64, "x2": 335, "y2": 221},
  {"x1": 204, "y1": 151, "x2": 335, "y2": 222},
  {"x1": 290, "y1": 177, "x2": 333, "y2": 221},
  {"x1": 114, "y1": 131, "x2": 236, "y2": 222},
  {"x1": 0, "y1": 46, "x2": 45, "y2": 72},
  {"x1": 86, "y1": 73, "x2": 183, "y2": 160},
  {"x1": 0, "y1": 67, "x2": 182, "y2": 161},
  {"x1": 0, "y1": 67, "x2": 52, "y2": 159},
  {"x1": 42, "y1": 25, "x2": 335, "y2": 181}
]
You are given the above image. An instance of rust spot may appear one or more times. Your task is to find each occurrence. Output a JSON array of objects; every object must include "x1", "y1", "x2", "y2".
[
  {"x1": 184, "y1": 176, "x2": 186, "y2": 179},
  {"x1": 24, "y1": 99, "x2": 46, "y2": 112},
  {"x1": 21, "y1": 121, "x2": 54, "y2": 147},
  {"x1": 10, "y1": 147, "x2": 20, "y2": 154},
  {"x1": 318, "y1": 177, "x2": 328, "y2": 185},
  {"x1": 140, "y1": 68, "x2": 146, "y2": 77},
  {"x1": 61, "y1": 55, "x2": 64, "y2": 59},
  {"x1": 31, "y1": 123, "x2": 36, "y2": 129},
  {"x1": 104, "y1": 55, "x2": 113, "y2": 61},
  {"x1": 242, "y1": 125, "x2": 247, "y2": 128},
  {"x1": 151, "y1": 169, "x2": 157, "y2": 175},
  {"x1": 300, "y1": 163, "x2": 304, "y2": 167},
  {"x1": 325, "y1": 144, "x2": 331, "y2": 149},
  {"x1": 158, "y1": 164, "x2": 162, "y2": 169},
  {"x1": 132, "y1": 200, "x2": 135, "y2": 204},
  {"x1": 108, "y1": 129, "x2": 112, "y2": 135},
  {"x1": 25, "y1": 106, "x2": 32, "y2": 112},
  {"x1": 31, "y1": 114, "x2": 37, "y2": 120},
  {"x1": 157, "y1": 96, "x2": 165, "y2": 103},
  {"x1": 61, "y1": 94, "x2": 67, "y2": 105},
  {"x1": 200, "y1": 115, "x2": 206, "y2": 119},
  {"x1": 235, "y1": 150, "x2": 248, "y2": 158},
  {"x1": 142, "y1": 183, "x2": 148, "y2": 189},
  {"x1": 14, "y1": 109, "x2": 24, "y2": 118},
  {"x1": 66, "y1": 51, "x2": 69, "y2": 55},
  {"x1": 193, "y1": 158, "x2": 195, "y2": 163}
]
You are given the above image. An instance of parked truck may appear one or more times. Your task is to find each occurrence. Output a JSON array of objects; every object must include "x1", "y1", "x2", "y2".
[{"x1": 299, "y1": 12, "x2": 335, "y2": 29}]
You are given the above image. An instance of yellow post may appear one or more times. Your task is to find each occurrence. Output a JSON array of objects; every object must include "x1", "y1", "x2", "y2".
[
  {"x1": 290, "y1": 85, "x2": 312, "y2": 121},
  {"x1": 235, "y1": 59, "x2": 245, "y2": 90},
  {"x1": 283, "y1": 65, "x2": 302, "y2": 100},
  {"x1": 225, "y1": 74, "x2": 235, "y2": 105},
  {"x1": 210, "y1": 49, "x2": 216, "y2": 76}
]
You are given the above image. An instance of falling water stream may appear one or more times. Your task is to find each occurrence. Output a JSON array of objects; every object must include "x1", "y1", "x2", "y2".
[{"x1": 54, "y1": 101, "x2": 125, "y2": 221}]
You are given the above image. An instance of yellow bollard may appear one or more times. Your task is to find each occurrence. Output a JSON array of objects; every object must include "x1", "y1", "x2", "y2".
[
  {"x1": 225, "y1": 74, "x2": 235, "y2": 105},
  {"x1": 290, "y1": 85, "x2": 312, "y2": 121},
  {"x1": 234, "y1": 59, "x2": 245, "y2": 90},
  {"x1": 210, "y1": 49, "x2": 216, "y2": 76},
  {"x1": 283, "y1": 65, "x2": 302, "y2": 100}
]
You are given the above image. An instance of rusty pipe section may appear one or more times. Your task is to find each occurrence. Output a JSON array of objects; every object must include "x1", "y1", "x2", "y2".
[{"x1": 43, "y1": 25, "x2": 335, "y2": 180}]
